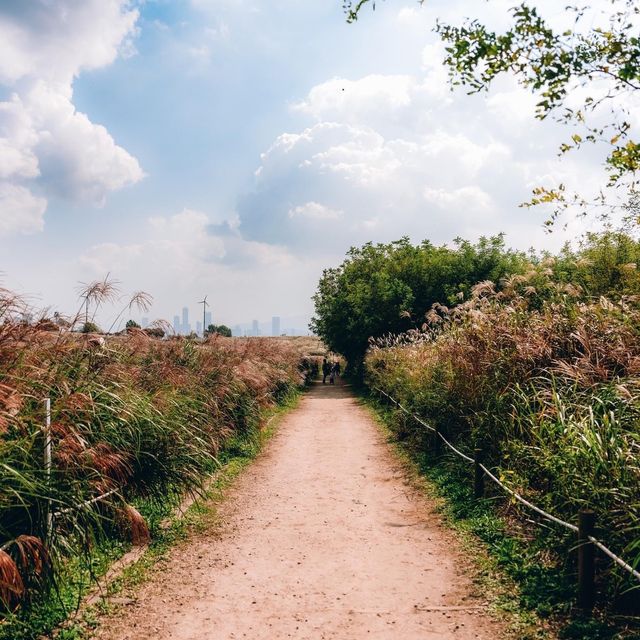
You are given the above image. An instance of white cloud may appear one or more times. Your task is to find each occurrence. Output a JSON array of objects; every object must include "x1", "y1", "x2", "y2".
[
  {"x1": 0, "y1": 1, "x2": 139, "y2": 85},
  {"x1": 239, "y1": 61, "x2": 603, "y2": 257},
  {"x1": 292, "y1": 74, "x2": 446, "y2": 136},
  {"x1": 423, "y1": 186, "x2": 494, "y2": 214},
  {"x1": 289, "y1": 202, "x2": 343, "y2": 220},
  {"x1": 80, "y1": 208, "x2": 294, "y2": 278},
  {"x1": 0, "y1": 183, "x2": 47, "y2": 236},
  {"x1": 294, "y1": 75, "x2": 415, "y2": 120},
  {"x1": 0, "y1": 1, "x2": 143, "y2": 235},
  {"x1": 27, "y1": 81, "x2": 144, "y2": 202},
  {"x1": 0, "y1": 94, "x2": 39, "y2": 180},
  {"x1": 77, "y1": 208, "x2": 305, "y2": 324}
]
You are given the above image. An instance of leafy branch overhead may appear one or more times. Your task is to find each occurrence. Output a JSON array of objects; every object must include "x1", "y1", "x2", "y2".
[{"x1": 345, "y1": 0, "x2": 640, "y2": 221}]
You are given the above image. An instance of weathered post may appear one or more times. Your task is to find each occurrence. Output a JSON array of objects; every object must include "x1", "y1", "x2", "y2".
[
  {"x1": 44, "y1": 398, "x2": 53, "y2": 538},
  {"x1": 474, "y1": 448, "x2": 484, "y2": 499},
  {"x1": 578, "y1": 510, "x2": 596, "y2": 613}
]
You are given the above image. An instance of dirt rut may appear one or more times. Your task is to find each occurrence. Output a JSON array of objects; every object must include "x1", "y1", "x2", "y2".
[{"x1": 94, "y1": 381, "x2": 505, "y2": 639}]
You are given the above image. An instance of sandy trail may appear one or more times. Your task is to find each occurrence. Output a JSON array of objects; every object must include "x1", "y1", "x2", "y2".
[{"x1": 94, "y1": 381, "x2": 505, "y2": 640}]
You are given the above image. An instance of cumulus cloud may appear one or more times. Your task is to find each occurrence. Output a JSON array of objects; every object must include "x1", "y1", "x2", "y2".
[
  {"x1": 80, "y1": 208, "x2": 294, "y2": 277},
  {"x1": 0, "y1": 1, "x2": 138, "y2": 85},
  {"x1": 0, "y1": 1, "x2": 143, "y2": 237},
  {"x1": 78, "y1": 208, "x2": 303, "y2": 323},
  {"x1": 239, "y1": 116, "x2": 544, "y2": 255},
  {"x1": 0, "y1": 183, "x2": 47, "y2": 236},
  {"x1": 289, "y1": 202, "x2": 343, "y2": 220},
  {"x1": 239, "y1": 54, "x2": 602, "y2": 258}
]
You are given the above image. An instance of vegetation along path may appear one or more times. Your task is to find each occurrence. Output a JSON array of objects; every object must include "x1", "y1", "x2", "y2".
[{"x1": 94, "y1": 381, "x2": 505, "y2": 639}]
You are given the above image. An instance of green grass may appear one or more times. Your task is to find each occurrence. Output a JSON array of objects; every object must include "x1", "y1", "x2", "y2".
[
  {"x1": 361, "y1": 393, "x2": 640, "y2": 640},
  {"x1": 0, "y1": 390, "x2": 301, "y2": 640}
]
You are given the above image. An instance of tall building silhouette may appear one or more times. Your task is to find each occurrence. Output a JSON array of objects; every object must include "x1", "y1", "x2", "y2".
[
  {"x1": 173, "y1": 315, "x2": 180, "y2": 333},
  {"x1": 252, "y1": 319, "x2": 259, "y2": 337},
  {"x1": 271, "y1": 316, "x2": 281, "y2": 336},
  {"x1": 205, "y1": 311, "x2": 212, "y2": 329},
  {"x1": 181, "y1": 307, "x2": 190, "y2": 335}
]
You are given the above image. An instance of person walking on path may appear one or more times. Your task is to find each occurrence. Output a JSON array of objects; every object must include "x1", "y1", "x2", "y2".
[
  {"x1": 322, "y1": 358, "x2": 331, "y2": 384},
  {"x1": 330, "y1": 361, "x2": 340, "y2": 385}
]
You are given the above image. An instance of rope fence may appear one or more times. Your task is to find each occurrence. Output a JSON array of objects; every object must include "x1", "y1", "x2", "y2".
[
  {"x1": 54, "y1": 488, "x2": 122, "y2": 518},
  {"x1": 33, "y1": 398, "x2": 130, "y2": 540},
  {"x1": 373, "y1": 386, "x2": 640, "y2": 610}
]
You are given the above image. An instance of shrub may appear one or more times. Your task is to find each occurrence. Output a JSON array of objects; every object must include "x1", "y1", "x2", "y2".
[{"x1": 365, "y1": 256, "x2": 640, "y2": 603}]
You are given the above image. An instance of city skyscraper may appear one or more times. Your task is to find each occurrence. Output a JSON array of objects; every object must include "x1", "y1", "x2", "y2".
[
  {"x1": 271, "y1": 316, "x2": 281, "y2": 337},
  {"x1": 173, "y1": 315, "x2": 180, "y2": 334},
  {"x1": 252, "y1": 319, "x2": 259, "y2": 337},
  {"x1": 181, "y1": 307, "x2": 190, "y2": 335},
  {"x1": 205, "y1": 311, "x2": 212, "y2": 329}
]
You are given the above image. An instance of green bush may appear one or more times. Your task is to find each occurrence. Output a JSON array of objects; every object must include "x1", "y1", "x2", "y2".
[
  {"x1": 311, "y1": 235, "x2": 529, "y2": 375},
  {"x1": 365, "y1": 246, "x2": 640, "y2": 606}
]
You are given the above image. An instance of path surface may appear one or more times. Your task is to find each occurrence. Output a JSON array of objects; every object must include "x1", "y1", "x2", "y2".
[{"x1": 94, "y1": 382, "x2": 505, "y2": 640}]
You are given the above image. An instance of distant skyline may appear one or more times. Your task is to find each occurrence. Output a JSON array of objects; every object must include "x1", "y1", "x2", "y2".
[
  {"x1": 0, "y1": 1, "x2": 619, "y2": 327},
  {"x1": 166, "y1": 304, "x2": 302, "y2": 337}
]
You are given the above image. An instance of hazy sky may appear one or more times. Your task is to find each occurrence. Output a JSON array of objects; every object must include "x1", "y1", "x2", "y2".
[{"x1": 0, "y1": 0, "x2": 618, "y2": 329}]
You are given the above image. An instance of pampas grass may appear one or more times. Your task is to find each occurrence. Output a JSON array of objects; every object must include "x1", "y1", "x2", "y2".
[
  {"x1": 0, "y1": 550, "x2": 24, "y2": 611},
  {"x1": 366, "y1": 259, "x2": 640, "y2": 598},
  {"x1": 0, "y1": 278, "x2": 318, "y2": 611},
  {"x1": 115, "y1": 505, "x2": 151, "y2": 546}
]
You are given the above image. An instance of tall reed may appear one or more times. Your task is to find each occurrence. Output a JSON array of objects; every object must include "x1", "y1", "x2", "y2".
[
  {"x1": 366, "y1": 262, "x2": 640, "y2": 600},
  {"x1": 0, "y1": 283, "x2": 316, "y2": 611}
]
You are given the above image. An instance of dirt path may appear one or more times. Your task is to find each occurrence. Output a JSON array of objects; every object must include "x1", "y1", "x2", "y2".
[{"x1": 94, "y1": 381, "x2": 506, "y2": 640}]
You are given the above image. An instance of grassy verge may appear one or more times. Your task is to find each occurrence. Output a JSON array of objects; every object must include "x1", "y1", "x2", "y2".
[
  {"x1": 0, "y1": 390, "x2": 301, "y2": 640},
  {"x1": 361, "y1": 393, "x2": 638, "y2": 640}
]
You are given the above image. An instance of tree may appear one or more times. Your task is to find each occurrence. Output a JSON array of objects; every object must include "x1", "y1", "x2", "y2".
[
  {"x1": 80, "y1": 321, "x2": 100, "y2": 334},
  {"x1": 206, "y1": 324, "x2": 232, "y2": 337},
  {"x1": 310, "y1": 235, "x2": 527, "y2": 374},
  {"x1": 345, "y1": 1, "x2": 640, "y2": 223},
  {"x1": 555, "y1": 230, "x2": 640, "y2": 297},
  {"x1": 125, "y1": 319, "x2": 141, "y2": 331}
]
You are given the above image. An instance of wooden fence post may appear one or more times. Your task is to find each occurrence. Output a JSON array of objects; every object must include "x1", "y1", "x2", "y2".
[
  {"x1": 44, "y1": 398, "x2": 53, "y2": 539},
  {"x1": 578, "y1": 510, "x2": 596, "y2": 613},
  {"x1": 474, "y1": 448, "x2": 484, "y2": 499}
]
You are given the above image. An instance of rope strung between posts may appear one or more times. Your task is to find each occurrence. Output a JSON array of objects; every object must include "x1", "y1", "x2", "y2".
[
  {"x1": 589, "y1": 537, "x2": 640, "y2": 582},
  {"x1": 437, "y1": 431, "x2": 474, "y2": 464},
  {"x1": 376, "y1": 388, "x2": 435, "y2": 432},
  {"x1": 375, "y1": 387, "x2": 472, "y2": 461},
  {"x1": 374, "y1": 386, "x2": 640, "y2": 582},
  {"x1": 0, "y1": 489, "x2": 122, "y2": 551},
  {"x1": 54, "y1": 488, "x2": 121, "y2": 518},
  {"x1": 478, "y1": 463, "x2": 578, "y2": 533}
]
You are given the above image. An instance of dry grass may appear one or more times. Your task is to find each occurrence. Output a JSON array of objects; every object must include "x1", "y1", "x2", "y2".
[
  {"x1": 366, "y1": 262, "x2": 640, "y2": 604},
  {"x1": 0, "y1": 281, "x2": 319, "y2": 611}
]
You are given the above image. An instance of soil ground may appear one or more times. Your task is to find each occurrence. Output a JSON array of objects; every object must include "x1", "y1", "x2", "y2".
[{"x1": 93, "y1": 381, "x2": 507, "y2": 639}]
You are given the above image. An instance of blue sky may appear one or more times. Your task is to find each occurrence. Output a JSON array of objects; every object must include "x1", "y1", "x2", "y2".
[{"x1": 0, "y1": 0, "x2": 620, "y2": 331}]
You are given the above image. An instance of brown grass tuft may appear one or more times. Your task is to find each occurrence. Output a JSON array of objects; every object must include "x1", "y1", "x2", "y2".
[
  {"x1": 116, "y1": 505, "x2": 151, "y2": 546},
  {"x1": 11, "y1": 536, "x2": 52, "y2": 589},
  {"x1": 0, "y1": 549, "x2": 24, "y2": 611}
]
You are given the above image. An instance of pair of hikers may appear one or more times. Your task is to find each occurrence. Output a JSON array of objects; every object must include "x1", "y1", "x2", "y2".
[{"x1": 321, "y1": 358, "x2": 341, "y2": 384}]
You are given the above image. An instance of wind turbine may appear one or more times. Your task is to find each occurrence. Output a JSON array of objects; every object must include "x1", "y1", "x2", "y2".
[{"x1": 198, "y1": 296, "x2": 209, "y2": 338}]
